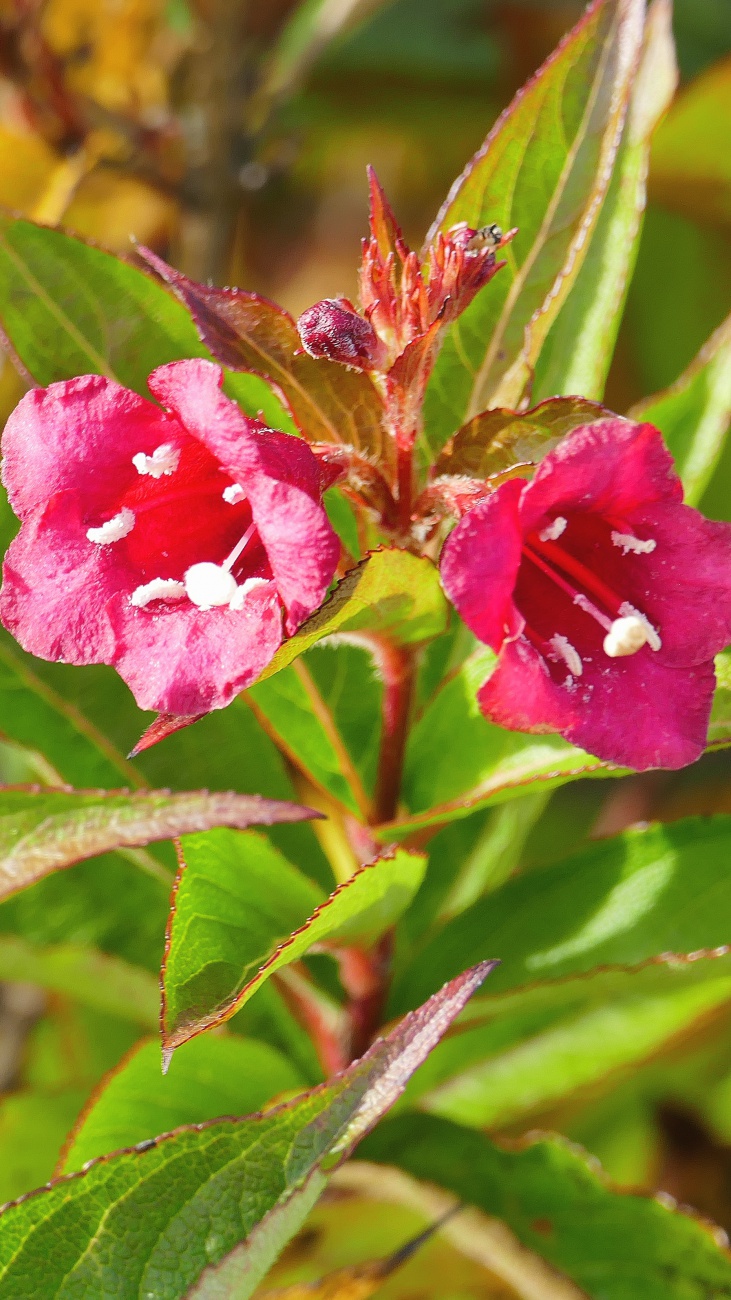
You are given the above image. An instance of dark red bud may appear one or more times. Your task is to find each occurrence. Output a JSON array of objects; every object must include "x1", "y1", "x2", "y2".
[{"x1": 297, "y1": 297, "x2": 388, "y2": 371}]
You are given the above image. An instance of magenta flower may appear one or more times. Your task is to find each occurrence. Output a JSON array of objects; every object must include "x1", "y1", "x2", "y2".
[
  {"x1": 0, "y1": 359, "x2": 339, "y2": 716},
  {"x1": 440, "y1": 418, "x2": 731, "y2": 770}
]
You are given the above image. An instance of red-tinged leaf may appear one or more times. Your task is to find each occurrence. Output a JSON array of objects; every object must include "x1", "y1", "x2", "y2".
[
  {"x1": 0, "y1": 786, "x2": 319, "y2": 901},
  {"x1": 367, "y1": 165, "x2": 407, "y2": 265},
  {"x1": 431, "y1": 396, "x2": 613, "y2": 480},
  {"x1": 423, "y1": 0, "x2": 646, "y2": 452},
  {"x1": 161, "y1": 838, "x2": 427, "y2": 1057},
  {"x1": 0, "y1": 964, "x2": 494, "y2": 1300},
  {"x1": 138, "y1": 247, "x2": 388, "y2": 460},
  {"x1": 130, "y1": 712, "x2": 205, "y2": 758}
]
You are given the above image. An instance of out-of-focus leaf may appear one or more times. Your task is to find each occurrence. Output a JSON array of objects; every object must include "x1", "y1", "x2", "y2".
[
  {"x1": 256, "y1": 551, "x2": 449, "y2": 685},
  {"x1": 532, "y1": 0, "x2": 677, "y2": 403},
  {"x1": 163, "y1": 832, "x2": 427, "y2": 1054},
  {"x1": 0, "y1": 130, "x2": 58, "y2": 213},
  {"x1": 248, "y1": 664, "x2": 372, "y2": 819},
  {"x1": 0, "y1": 216, "x2": 290, "y2": 428},
  {"x1": 0, "y1": 936, "x2": 158, "y2": 1028},
  {"x1": 362, "y1": 1117, "x2": 731, "y2": 1296},
  {"x1": 260, "y1": 0, "x2": 394, "y2": 106},
  {"x1": 630, "y1": 311, "x2": 731, "y2": 504},
  {"x1": 650, "y1": 53, "x2": 731, "y2": 229},
  {"x1": 63, "y1": 1035, "x2": 306, "y2": 1172},
  {"x1": 138, "y1": 247, "x2": 387, "y2": 458},
  {"x1": 387, "y1": 649, "x2": 613, "y2": 838},
  {"x1": 391, "y1": 816, "x2": 731, "y2": 1015},
  {"x1": 432, "y1": 396, "x2": 612, "y2": 480},
  {"x1": 0, "y1": 1091, "x2": 88, "y2": 1207},
  {"x1": 0, "y1": 628, "x2": 143, "y2": 790},
  {"x1": 0, "y1": 786, "x2": 317, "y2": 902},
  {"x1": 424, "y1": 0, "x2": 645, "y2": 450},
  {"x1": 410, "y1": 970, "x2": 731, "y2": 1128},
  {"x1": 0, "y1": 964, "x2": 493, "y2": 1300}
]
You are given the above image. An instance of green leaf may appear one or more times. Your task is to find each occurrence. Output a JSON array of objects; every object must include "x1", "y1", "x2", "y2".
[
  {"x1": 162, "y1": 832, "x2": 426, "y2": 1053},
  {"x1": 362, "y1": 1115, "x2": 731, "y2": 1297},
  {"x1": 0, "y1": 1091, "x2": 88, "y2": 1206},
  {"x1": 423, "y1": 0, "x2": 645, "y2": 452},
  {"x1": 0, "y1": 216, "x2": 289, "y2": 428},
  {"x1": 432, "y1": 396, "x2": 612, "y2": 480},
  {"x1": 390, "y1": 648, "x2": 614, "y2": 838},
  {"x1": 391, "y1": 816, "x2": 731, "y2": 1015},
  {"x1": 254, "y1": 550, "x2": 450, "y2": 684},
  {"x1": 410, "y1": 967, "x2": 731, "y2": 1128},
  {"x1": 63, "y1": 1035, "x2": 306, "y2": 1173},
  {"x1": 532, "y1": 0, "x2": 678, "y2": 403},
  {"x1": 0, "y1": 936, "x2": 158, "y2": 1028},
  {"x1": 248, "y1": 662, "x2": 372, "y2": 819},
  {"x1": 0, "y1": 963, "x2": 493, "y2": 1300},
  {"x1": 630, "y1": 311, "x2": 731, "y2": 505},
  {"x1": 0, "y1": 786, "x2": 317, "y2": 902}
]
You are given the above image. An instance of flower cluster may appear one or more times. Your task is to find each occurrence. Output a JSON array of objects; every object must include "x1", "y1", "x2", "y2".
[{"x1": 0, "y1": 359, "x2": 338, "y2": 716}]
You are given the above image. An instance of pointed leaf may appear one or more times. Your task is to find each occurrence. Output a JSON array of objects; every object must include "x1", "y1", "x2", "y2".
[
  {"x1": 138, "y1": 248, "x2": 387, "y2": 458},
  {"x1": 255, "y1": 550, "x2": 449, "y2": 684},
  {"x1": 630, "y1": 311, "x2": 731, "y2": 505},
  {"x1": 163, "y1": 833, "x2": 426, "y2": 1053},
  {"x1": 532, "y1": 0, "x2": 678, "y2": 402},
  {"x1": 63, "y1": 1035, "x2": 306, "y2": 1173},
  {"x1": 0, "y1": 964, "x2": 494, "y2": 1300},
  {"x1": 0, "y1": 786, "x2": 318, "y2": 902},
  {"x1": 424, "y1": 0, "x2": 645, "y2": 453},
  {"x1": 362, "y1": 1117, "x2": 731, "y2": 1297},
  {"x1": 432, "y1": 396, "x2": 612, "y2": 480},
  {"x1": 0, "y1": 216, "x2": 289, "y2": 427}
]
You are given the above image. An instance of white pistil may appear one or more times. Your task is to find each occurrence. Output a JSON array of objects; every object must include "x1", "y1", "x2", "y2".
[
  {"x1": 130, "y1": 578, "x2": 186, "y2": 608},
  {"x1": 223, "y1": 483, "x2": 246, "y2": 505},
  {"x1": 222, "y1": 521, "x2": 257, "y2": 572},
  {"x1": 539, "y1": 516, "x2": 567, "y2": 542},
  {"x1": 549, "y1": 633, "x2": 583, "y2": 677},
  {"x1": 611, "y1": 530, "x2": 656, "y2": 556},
  {"x1": 132, "y1": 443, "x2": 180, "y2": 478},
  {"x1": 184, "y1": 562, "x2": 238, "y2": 610},
  {"x1": 229, "y1": 577, "x2": 270, "y2": 610},
  {"x1": 573, "y1": 592, "x2": 612, "y2": 632},
  {"x1": 86, "y1": 508, "x2": 135, "y2": 545},
  {"x1": 603, "y1": 603, "x2": 661, "y2": 658}
]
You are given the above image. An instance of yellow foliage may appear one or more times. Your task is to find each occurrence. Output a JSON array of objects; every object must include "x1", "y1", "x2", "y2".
[{"x1": 40, "y1": 0, "x2": 169, "y2": 118}]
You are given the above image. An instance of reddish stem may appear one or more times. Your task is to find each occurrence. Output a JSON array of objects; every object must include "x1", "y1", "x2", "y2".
[
  {"x1": 373, "y1": 639, "x2": 416, "y2": 825},
  {"x1": 338, "y1": 933, "x2": 394, "y2": 1061}
]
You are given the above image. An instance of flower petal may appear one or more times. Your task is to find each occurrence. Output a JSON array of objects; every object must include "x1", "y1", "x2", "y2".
[
  {"x1": 520, "y1": 419, "x2": 682, "y2": 535},
  {"x1": 0, "y1": 495, "x2": 127, "y2": 664},
  {"x1": 440, "y1": 479, "x2": 524, "y2": 649},
  {"x1": 1, "y1": 376, "x2": 175, "y2": 519},
  {"x1": 112, "y1": 581, "x2": 283, "y2": 714}
]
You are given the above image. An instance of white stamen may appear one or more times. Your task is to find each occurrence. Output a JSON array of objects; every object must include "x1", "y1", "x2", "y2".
[
  {"x1": 86, "y1": 508, "x2": 135, "y2": 545},
  {"x1": 603, "y1": 604, "x2": 661, "y2": 658},
  {"x1": 223, "y1": 483, "x2": 246, "y2": 505},
  {"x1": 222, "y1": 522, "x2": 257, "y2": 572},
  {"x1": 132, "y1": 443, "x2": 180, "y2": 478},
  {"x1": 573, "y1": 592, "x2": 612, "y2": 632},
  {"x1": 130, "y1": 578, "x2": 186, "y2": 608},
  {"x1": 611, "y1": 530, "x2": 656, "y2": 556},
  {"x1": 184, "y1": 562, "x2": 238, "y2": 610},
  {"x1": 549, "y1": 633, "x2": 583, "y2": 677},
  {"x1": 619, "y1": 601, "x2": 661, "y2": 651},
  {"x1": 229, "y1": 577, "x2": 271, "y2": 610},
  {"x1": 539, "y1": 516, "x2": 567, "y2": 542}
]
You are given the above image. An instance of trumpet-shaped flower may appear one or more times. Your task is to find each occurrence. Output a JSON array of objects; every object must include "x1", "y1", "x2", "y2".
[
  {"x1": 0, "y1": 359, "x2": 339, "y2": 716},
  {"x1": 440, "y1": 419, "x2": 731, "y2": 770}
]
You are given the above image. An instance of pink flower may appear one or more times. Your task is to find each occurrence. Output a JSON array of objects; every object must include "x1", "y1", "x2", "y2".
[
  {"x1": 440, "y1": 418, "x2": 731, "y2": 770},
  {"x1": 0, "y1": 359, "x2": 339, "y2": 716}
]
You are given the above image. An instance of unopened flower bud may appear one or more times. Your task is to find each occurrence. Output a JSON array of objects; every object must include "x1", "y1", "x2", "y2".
[{"x1": 297, "y1": 298, "x2": 388, "y2": 371}]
